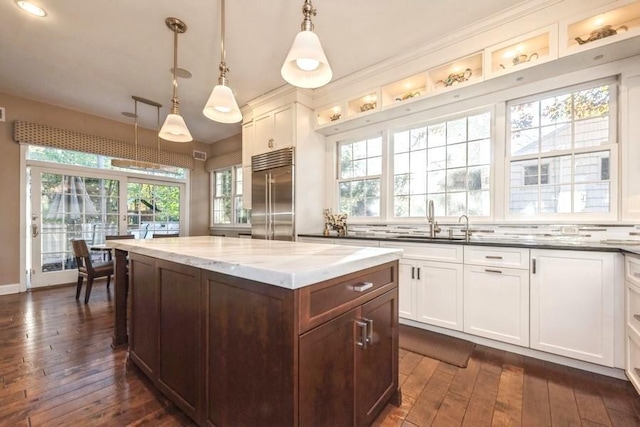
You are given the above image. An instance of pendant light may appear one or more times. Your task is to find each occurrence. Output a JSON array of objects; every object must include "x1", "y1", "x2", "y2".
[
  {"x1": 202, "y1": 0, "x2": 242, "y2": 123},
  {"x1": 281, "y1": 0, "x2": 332, "y2": 89},
  {"x1": 159, "y1": 17, "x2": 193, "y2": 142},
  {"x1": 112, "y1": 96, "x2": 176, "y2": 173}
]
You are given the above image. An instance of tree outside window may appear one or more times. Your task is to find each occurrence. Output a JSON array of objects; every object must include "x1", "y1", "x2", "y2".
[
  {"x1": 337, "y1": 136, "x2": 382, "y2": 217},
  {"x1": 213, "y1": 166, "x2": 250, "y2": 225}
]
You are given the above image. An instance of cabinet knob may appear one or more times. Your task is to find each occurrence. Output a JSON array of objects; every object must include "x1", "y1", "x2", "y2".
[{"x1": 353, "y1": 281, "x2": 373, "y2": 292}]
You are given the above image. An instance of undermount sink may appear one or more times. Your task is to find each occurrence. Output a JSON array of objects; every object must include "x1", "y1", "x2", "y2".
[{"x1": 396, "y1": 235, "x2": 467, "y2": 241}]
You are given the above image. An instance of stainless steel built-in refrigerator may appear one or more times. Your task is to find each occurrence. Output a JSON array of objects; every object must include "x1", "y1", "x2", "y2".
[{"x1": 251, "y1": 147, "x2": 295, "y2": 241}]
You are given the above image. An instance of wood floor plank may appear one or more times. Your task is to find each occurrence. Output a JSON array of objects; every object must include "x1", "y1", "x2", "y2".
[
  {"x1": 431, "y1": 390, "x2": 469, "y2": 427},
  {"x1": 399, "y1": 352, "x2": 423, "y2": 376},
  {"x1": 546, "y1": 363, "x2": 582, "y2": 427},
  {"x1": 521, "y1": 356, "x2": 551, "y2": 427},
  {"x1": 401, "y1": 356, "x2": 440, "y2": 399},
  {"x1": 448, "y1": 346, "x2": 483, "y2": 399},
  {"x1": 405, "y1": 370, "x2": 454, "y2": 426},
  {"x1": 461, "y1": 369, "x2": 501, "y2": 427},
  {"x1": 491, "y1": 353, "x2": 524, "y2": 427}
]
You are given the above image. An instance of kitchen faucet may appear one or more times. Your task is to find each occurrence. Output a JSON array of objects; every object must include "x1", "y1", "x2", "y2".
[
  {"x1": 427, "y1": 200, "x2": 441, "y2": 237},
  {"x1": 458, "y1": 214, "x2": 471, "y2": 241}
]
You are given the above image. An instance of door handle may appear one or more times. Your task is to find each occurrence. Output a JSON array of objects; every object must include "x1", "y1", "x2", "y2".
[{"x1": 356, "y1": 320, "x2": 368, "y2": 349}]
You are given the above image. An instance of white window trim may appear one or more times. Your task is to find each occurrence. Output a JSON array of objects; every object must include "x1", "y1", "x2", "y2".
[
  {"x1": 504, "y1": 78, "x2": 619, "y2": 222},
  {"x1": 210, "y1": 165, "x2": 250, "y2": 228}
]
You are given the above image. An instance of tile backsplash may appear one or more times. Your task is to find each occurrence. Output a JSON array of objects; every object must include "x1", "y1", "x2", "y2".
[{"x1": 344, "y1": 223, "x2": 640, "y2": 243}]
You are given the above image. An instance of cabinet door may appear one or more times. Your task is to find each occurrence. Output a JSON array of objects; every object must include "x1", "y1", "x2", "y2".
[
  {"x1": 129, "y1": 254, "x2": 158, "y2": 378},
  {"x1": 241, "y1": 121, "x2": 254, "y2": 166},
  {"x1": 397, "y1": 259, "x2": 417, "y2": 320},
  {"x1": 254, "y1": 113, "x2": 274, "y2": 156},
  {"x1": 530, "y1": 250, "x2": 615, "y2": 366},
  {"x1": 464, "y1": 265, "x2": 529, "y2": 346},
  {"x1": 417, "y1": 260, "x2": 463, "y2": 331},
  {"x1": 157, "y1": 260, "x2": 203, "y2": 422},
  {"x1": 356, "y1": 289, "x2": 399, "y2": 426},
  {"x1": 299, "y1": 308, "x2": 358, "y2": 426},
  {"x1": 253, "y1": 106, "x2": 293, "y2": 155},
  {"x1": 273, "y1": 105, "x2": 293, "y2": 149}
]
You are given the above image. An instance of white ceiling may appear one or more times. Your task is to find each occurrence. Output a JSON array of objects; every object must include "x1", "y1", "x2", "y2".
[{"x1": 0, "y1": 0, "x2": 528, "y2": 143}]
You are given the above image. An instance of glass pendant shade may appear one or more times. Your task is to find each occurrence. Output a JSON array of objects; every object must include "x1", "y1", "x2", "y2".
[
  {"x1": 203, "y1": 84, "x2": 242, "y2": 123},
  {"x1": 281, "y1": 30, "x2": 332, "y2": 89},
  {"x1": 159, "y1": 113, "x2": 192, "y2": 142}
]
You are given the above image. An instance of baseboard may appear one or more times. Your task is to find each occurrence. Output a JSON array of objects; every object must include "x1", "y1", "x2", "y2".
[
  {"x1": 0, "y1": 283, "x2": 21, "y2": 296},
  {"x1": 400, "y1": 318, "x2": 627, "y2": 381}
]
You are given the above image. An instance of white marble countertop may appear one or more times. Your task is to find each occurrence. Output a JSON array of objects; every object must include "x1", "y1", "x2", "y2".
[{"x1": 106, "y1": 236, "x2": 402, "y2": 289}]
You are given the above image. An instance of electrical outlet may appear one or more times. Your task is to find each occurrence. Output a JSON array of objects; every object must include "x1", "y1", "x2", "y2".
[
  {"x1": 561, "y1": 226, "x2": 579, "y2": 235},
  {"x1": 0, "y1": 107, "x2": 5, "y2": 122}
]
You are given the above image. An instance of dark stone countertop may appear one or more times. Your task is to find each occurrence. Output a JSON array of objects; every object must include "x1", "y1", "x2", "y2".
[{"x1": 297, "y1": 233, "x2": 640, "y2": 255}]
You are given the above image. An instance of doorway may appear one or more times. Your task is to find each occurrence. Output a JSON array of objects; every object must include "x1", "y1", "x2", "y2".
[{"x1": 27, "y1": 165, "x2": 185, "y2": 289}]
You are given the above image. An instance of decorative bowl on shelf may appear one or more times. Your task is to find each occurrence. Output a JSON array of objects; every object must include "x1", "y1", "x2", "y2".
[{"x1": 575, "y1": 24, "x2": 628, "y2": 45}]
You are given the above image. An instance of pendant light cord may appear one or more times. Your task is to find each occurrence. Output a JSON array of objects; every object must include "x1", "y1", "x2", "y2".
[
  {"x1": 171, "y1": 26, "x2": 179, "y2": 114},
  {"x1": 218, "y1": 0, "x2": 229, "y2": 85}
]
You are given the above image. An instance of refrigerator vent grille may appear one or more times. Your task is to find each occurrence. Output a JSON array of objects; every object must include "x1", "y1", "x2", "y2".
[{"x1": 252, "y1": 147, "x2": 294, "y2": 172}]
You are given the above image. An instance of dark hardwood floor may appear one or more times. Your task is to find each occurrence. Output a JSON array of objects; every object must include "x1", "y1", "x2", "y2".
[{"x1": 1, "y1": 281, "x2": 639, "y2": 426}]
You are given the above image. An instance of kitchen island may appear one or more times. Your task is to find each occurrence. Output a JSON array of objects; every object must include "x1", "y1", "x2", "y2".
[{"x1": 106, "y1": 236, "x2": 402, "y2": 426}]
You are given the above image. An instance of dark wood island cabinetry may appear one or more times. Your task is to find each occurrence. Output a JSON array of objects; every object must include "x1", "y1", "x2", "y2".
[{"x1": 117, "y1": 237, "x2": 401, "y2": 426}]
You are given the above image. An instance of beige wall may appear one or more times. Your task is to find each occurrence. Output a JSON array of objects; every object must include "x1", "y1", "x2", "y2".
[{"x1": 0, "y1": 92, "x2": 218, "y2": 288}]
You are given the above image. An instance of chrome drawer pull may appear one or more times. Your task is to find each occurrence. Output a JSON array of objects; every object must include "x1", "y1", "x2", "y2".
[
  {"x1": 353, "y1": 281, "x2": 373, "y2": 292},
  {"x1": 485, "y1": 269, "x2": 503, "y2": 274},
  {"x1": 634, "y1": 314, "x2": 640, "y2": 322},
  {"x1": 486, "y1": 255, "x2": 503, "y2": 260}
]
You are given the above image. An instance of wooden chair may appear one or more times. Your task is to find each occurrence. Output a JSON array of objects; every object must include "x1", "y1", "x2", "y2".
[
  {"x1": 153, "y1": 233, "x2": 180, "y2": 238},
  {"x1": 71, "y1": 239, "x2": 114, "y2": 304}
]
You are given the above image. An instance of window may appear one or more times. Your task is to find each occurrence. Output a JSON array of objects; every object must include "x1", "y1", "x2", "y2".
[
  {"x1": 507, "y1": 80, "x2": 616, "y2": 216},
  {"x1": 212, "y1": 165, "x2": 250, "y2": 225},
  {"x1": 337, "y1": 136, "x2": 382, "y2": 217},
  {"x1": 392, "y1": 111, "x2": 491, "y2": 218}
]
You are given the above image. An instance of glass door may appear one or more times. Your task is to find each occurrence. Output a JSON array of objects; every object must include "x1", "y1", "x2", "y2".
[
  {"x1": 126, "y1": 181, "x2": 182, "y2": 238},
  {"x1": 29, "y1": 167, "x2": 121, "y2": 288}
]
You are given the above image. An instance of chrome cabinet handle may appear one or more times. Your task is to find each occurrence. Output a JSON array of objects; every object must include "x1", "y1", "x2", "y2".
[
  {"x1": 411, "y1": 267, "x2": 415, "y2": 279},
  {"x1": 532, "y1": 258, "x2": 537, "y2": 274},
  {"x1": 417, "y1": 267, "x2": 421, "y2": 280},
  {"x1": 356, "y1": 320, "x2": 368, "y2": 349},
  {"x1": 365, "y1": 318, "x2": 373, "y2": 347},
  {"x1": 486, "y1": 255, "x2": 503, "y2": 259},
  {"x1": 353, "y1": 281, "x2": 373, "y2": 292},
  {"x1": 485, "y1": 269, "x2": 503, "y2": 274}
]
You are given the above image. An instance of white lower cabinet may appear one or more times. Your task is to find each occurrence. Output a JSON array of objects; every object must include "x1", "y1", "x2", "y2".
[
  {"x1": 417, "y1": 260, "x2": 464, "y2": 330},
  {"x1": 530, "y1": 249, "x2": 617, "y2": 367},
  {"x1": 463, "y1": 265, "x2": 529, "y2": 346},
  {"x1": 381, "y1": 242, "x2": 463, "y2": 330}
]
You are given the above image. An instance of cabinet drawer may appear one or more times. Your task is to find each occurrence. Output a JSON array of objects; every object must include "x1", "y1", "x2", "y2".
[
  {"x1": 626, "y1": 255, "x2": 640, "y2": 287},
  {"x1": 380, "y1": 242, "x2": 463, "y2": 263},
  {"x1": 298, "y1": 262, "x2": 396, "y2": 333},
  {"x1": 626, "y1": 333, "x2": 640, "y2": 394},
  {"x1": 627, "y1": 282, "x2": 640, "y2": 337},
  {"x1": 464, "y1": 246, "x2": 530, "y2": 269}
]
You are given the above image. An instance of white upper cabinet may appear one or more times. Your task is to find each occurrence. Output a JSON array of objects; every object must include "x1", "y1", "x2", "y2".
[{"x1": 253, "y1": 105, "x2": 293, "y2": 157}]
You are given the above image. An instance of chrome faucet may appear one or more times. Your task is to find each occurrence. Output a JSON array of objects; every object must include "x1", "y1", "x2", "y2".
[
  {"x1": 427, "y1": 200, "x2": 441, "y2": 237},
  {"x1": 458, "y1": 214, "x2": 471, "y2": 241}
]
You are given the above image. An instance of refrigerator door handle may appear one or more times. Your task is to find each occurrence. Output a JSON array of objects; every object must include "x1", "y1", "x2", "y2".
[{"x1": 267, "y1": 172, "x2": 273, "y2": 240}]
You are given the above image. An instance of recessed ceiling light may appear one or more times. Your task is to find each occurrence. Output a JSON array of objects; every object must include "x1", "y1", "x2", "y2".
[{"x1": 16, "y1": 1, "x2": 46, "y2": 17}]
